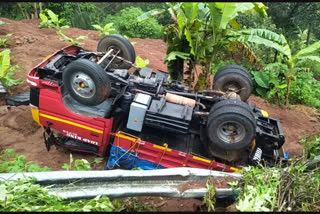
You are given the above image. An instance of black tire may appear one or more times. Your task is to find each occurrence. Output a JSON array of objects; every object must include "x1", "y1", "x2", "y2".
[
  {"x1": 213, "y1": 71, "x2": 252, "y2": 102},
  {"x1": 209, "y1": 99, "x2": 255, "y2": 120},
  {"x1": 97, "y1": 34, "x2": 136, "y2": 69},
  {"x1": 206, "y1": 104, "x2": 256, "y2": 151},
  {"x1": 63, "y1": 58, "x2": 111, "y2": 106},
  {"x1": 214, "y1": 64, "x2": 251, "y2": 80}
]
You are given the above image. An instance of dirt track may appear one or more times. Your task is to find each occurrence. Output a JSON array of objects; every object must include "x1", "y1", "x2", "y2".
[{"x1": 1, "y1": 17, "x2": 320, "y2": 211}]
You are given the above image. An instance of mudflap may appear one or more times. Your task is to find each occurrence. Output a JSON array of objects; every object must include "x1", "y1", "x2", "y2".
[
  {"x1": 42, "y1": 123, "x2": 99, "y2": 154},
  {"x1": 43, "y1": 122, "x2": 55, "y2": 151}
]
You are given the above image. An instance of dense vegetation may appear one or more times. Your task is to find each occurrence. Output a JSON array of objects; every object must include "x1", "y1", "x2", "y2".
[
  {"x1": 234, "y1": 133, "x2": 320, "y2": 212},
  {"x1": 1, "y1": 2, "x2": 319, "y2": 110},
  {"x1": 0, "y1": 149, "x2": 158, "y2": 212}
]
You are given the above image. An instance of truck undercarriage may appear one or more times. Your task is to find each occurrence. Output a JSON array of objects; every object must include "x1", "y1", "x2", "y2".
[{"x1": 27, "y1": 34, "x2": 287, "y2": 172}]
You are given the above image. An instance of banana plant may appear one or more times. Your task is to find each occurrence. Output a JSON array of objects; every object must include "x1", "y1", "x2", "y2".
[
  {"x1": 0, "y1": 34, "x2": 12, "y2": 48},
  {"x1": 135, "y1": 56, "x2": 149, "y2": 68},
  {"x1": 244, "y1": 30, "x2": 320, "y2": 106},
  {"x1": 38, "y1": 9, "x2": 69, "y2": 29},
  {"x1": 56, "y1": 30, "x2": 88, "y2": 46},
  {"x1": 138, "y1": 2, "x2": 275, "y2": 89},
  {"x1": 251, "y1": 62, "x2": 288, "y2": 104},
  {"x1": 92, "y1": 23, "x2": 116, "y2": 38},
  {"x1": 281, "y1": 40, "x2": 320, "y2": 106},
  {"x1": 0, "y1": 49, "x2": 24, "y2": 91}
]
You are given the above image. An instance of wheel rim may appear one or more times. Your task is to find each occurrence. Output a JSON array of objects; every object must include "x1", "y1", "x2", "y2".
[
  {"x1": 222, "y1": 81, "x2": 241, "y2": 93},
  {"x1": 100, "y1": 45, "x2": 126, "y2": 69},
  {"x1": 70, "y1": 72, "x2": 96, "y2": 99},
  {"x1": 216, "y1": 121, "x2": 246, "y2": 144}
]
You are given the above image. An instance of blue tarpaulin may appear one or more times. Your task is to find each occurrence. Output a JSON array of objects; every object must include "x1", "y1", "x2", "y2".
[{"x1": 106, "y1": 145, "x2": 165, "y2": 170}]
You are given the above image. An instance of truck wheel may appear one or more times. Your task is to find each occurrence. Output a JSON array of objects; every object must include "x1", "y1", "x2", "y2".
[
  {"x1": 214, "y1": 64, "x2": 251, "y2": 80},
  {"x1": 213, "y1": 65, "x2": 252, "y2": 101},
  {"x1": 97, "y1": 34, "x2": 136, "y2": 69},
  {"x1": 207, "y1": 103, "x2": 256, "y2": 151},
  {"x1": 209, "y1": 99, "x2": 255, "y2": 119},
  {"x1": 63, "y1": 58, "x2": 111, "y2": 106}
]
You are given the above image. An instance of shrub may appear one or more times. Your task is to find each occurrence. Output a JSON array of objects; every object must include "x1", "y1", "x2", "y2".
[
  {"x1": 38, "y1": 9, "x2": 69, "y2": 29},
  {"x1": 300, "y1": 133, "x2": 320, "y2": 159},
  {"x1": 0, "y1": 149, "x2": 51, "y2": 172},
  {"x1": 0, "y1": 49, "x2": 24, "y2": 91},
  {"x1": 0, "y1": 33, "x2": 12, "y2": 48},
  {"x1": 135, "y1": 56, "x2": 149, "y2": 68},
  {"x1": 236, "y1": 160, "x2": 320, "y2": 212},
  {"x1": 104, "y1": 7, "x2": 163, "y2": 39},
  {"x1": 56, "y1": 30, "x2": 88, "y2": 46},
  {"x1": 289, "y1": 71, "x2": 320, "y2": 109},
  {"x1": 0, "y1": 177, "x2": 115, "y2": 212},
  {"x1": 92, "y1": 23, "x2": 117, "y2": 38}
]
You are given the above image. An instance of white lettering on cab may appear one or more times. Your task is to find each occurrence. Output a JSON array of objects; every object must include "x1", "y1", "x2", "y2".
[{"x1": 62, "y1": 130, "x2": 98, "y2": 145}]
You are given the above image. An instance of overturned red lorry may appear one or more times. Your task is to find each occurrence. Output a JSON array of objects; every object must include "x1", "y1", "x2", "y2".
[{"x1": 27, "y1": 34, "x2": 287, "y2": 172}]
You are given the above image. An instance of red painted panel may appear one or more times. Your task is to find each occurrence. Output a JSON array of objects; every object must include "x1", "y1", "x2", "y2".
[{"x1": 113, "y1": 133, "x2": 240, "y2": 173}]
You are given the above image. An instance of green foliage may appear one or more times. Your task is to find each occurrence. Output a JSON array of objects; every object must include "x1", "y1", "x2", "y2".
[
  {"x1": 0, "y1": 149, "x2": 51, "y2": 173},
  {"x1": 300, "y1": 133, "x2": 320, "y2": 159},
  {"x1": 141, "y1": 2, "x2": 271, "y2": 88},
  {"x1": 211, "y1": 58, "x2": 238, "y2": 75},
  {"x1": 92, "y1": 23, "x2": 116, "y2": 38},
  {"x1": 0, "y1": 177, "x2": 115, "y2": 212},
  {"x1": 69, "y1": 3, "x2": 99, "y2": 30},
  {"x1": 251, "y1": 71, "x2": 285, "y2": 101},
  {"x1": 0, "y1": 20, "x2": 6, "y2": 25},
  {"x1": 0, "y1": 33, "x2": 12, "y2": 48},
  {"x1": 62, "y1": 153, "x2": 91, "y2": 171},
  {"x1": 236, "y1": 160, "x2": 320, "y2": 212},
  {"x1": 0, "y1": 49, "x2": 24, "y2": 90},
  {"x1": 236, "y1": 12, "x2": 281, "y2": 64},
  {"x1": 289, "y1": 72, "x2": 320, "y2": 109},
  {"x1": 267, "y1": 3, "x2": 320, "y2": 41},
  {"x1": 135, "y1": 56, "x2": 149, "y2": 68},
  {"x1": 245, "y1": 27, "x2": 320, "y2": 107},
  {"x1": 56, "y1": 30, "x2": 88, "y2": 46},
  {"x1": 131, "y1": 167, "x2": 143, "y2": 170},
  {"x1": 112, "y1": 197, "x2": 157, "y2": 212},
  {"x1": 104, "y1": 7, "x2": 163, "y2": 39},
  {"x1": 251, "y1": 63, "x2": 288, "y2": 104},
  {"x1": 163, "y1": 51, "x2": 190, "y2": 63},
  {"x1": 236, "y1": 166, "x2": 281, "y2": 211},
  {"x1": 289, "y1": 28, "x2": 310, "y2": 55},
  {"x1": 38, "y1": 9, "x2": 69, "y2": 29},
  {"x1": 0, "y1": 148, "x2": 114, "y2": 211},
  {"x1": 203, "y1": 179, "x2": 216, "y2": 212}
]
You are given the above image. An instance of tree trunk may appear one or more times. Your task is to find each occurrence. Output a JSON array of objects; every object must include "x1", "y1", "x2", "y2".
[
  {"x1": 273, "y1": 50, "x2": 278, "y2": 63},
  {"x1": 306, "y1": 23, "x2": 312, "y2": 45},
  {"x1": 285, "y1": 78, "x2": 291, "y2": 107},
  {"x1": 39, "y1": 2, "x2": 43, "y2": 13},
  {"x1": 25, "y1": 11, "x2": 30, "y2": 20},
  {"x1": 17, "y1": 3, "x2": 27, "y2": 19},
  {"x1": 77, "y1": 3, "x2": 82, "y2": 14},
  {"x1": 168, "y1": 59, "x2": 184, "y2": 81},
  {"x1": 33, "y1": 3, "x2": 38, "y2": 19}
]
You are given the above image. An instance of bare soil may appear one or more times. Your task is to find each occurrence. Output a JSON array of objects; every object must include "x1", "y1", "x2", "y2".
[
  {"x1": 248, "y1": 96, "x2": 320, "y2": 157},
  {"x1": 172, "y1": 177, "x2": 235, "y2": 194},
  {"x1": 0, "y1": 17, "x2": 320, "y2": 212}
]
